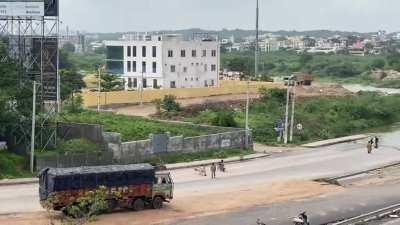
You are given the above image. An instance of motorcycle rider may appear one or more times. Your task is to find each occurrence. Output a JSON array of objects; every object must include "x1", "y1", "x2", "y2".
[
  {"x1": 218, "y1": 160, "x2": 226, "y2": 172},
  {"x1": 299, "y1": 211, "x2": 309, "y2": 225}
]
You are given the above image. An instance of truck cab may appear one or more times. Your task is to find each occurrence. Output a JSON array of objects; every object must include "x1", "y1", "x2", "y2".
[{"x1": 153, "y1": 171, "x2": 174, "y2": 201}]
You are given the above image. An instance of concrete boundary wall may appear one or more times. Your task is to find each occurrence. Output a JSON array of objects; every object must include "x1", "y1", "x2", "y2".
[{"x1": 112, "y1": 130, "x2": 251, "y2": 164}]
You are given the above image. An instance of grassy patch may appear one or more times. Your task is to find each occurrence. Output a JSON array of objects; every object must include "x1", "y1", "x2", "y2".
[
  {"x1": 142, "y1": 148, "x2": 254, "y2": 165},
  {"x1": 60, "y1": 111, "x2": 229, "y2": 142},
  {"x1": 0, "y1": 151, "x2": 33, "y2": 179},
  {"x1": 186, "y1": 89, "x2": 400, "y2": 145}
]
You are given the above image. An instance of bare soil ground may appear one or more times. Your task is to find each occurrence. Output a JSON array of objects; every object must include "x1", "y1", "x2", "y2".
[
  {"x1": 111, "y1": 84, "x2": 351, "y2": 118},
  {"x1": 0, "y1": 181, "x2": 342, "y2": 225}
]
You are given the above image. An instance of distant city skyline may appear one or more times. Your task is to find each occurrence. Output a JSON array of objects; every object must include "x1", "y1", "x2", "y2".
[{"x1": 60, "y1": 0, "x2": 400, "y2": 33}]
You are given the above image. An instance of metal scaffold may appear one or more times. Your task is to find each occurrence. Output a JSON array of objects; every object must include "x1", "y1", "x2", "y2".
[{"x1": 0, "y1": 0, "x2": 60, "y2": 155}]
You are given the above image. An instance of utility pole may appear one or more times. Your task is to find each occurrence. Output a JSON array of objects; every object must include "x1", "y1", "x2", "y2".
[
  {"x1": 284, "y1": 79, "x2": 290, "y2": 144},
  {"x1": 289, "y1": 81, "x2": 296, "y2": 142},
  {"x1": 245, "y1": 78, "x2": 250, "y2": 149},
  {"x1": 140, "y1": 70, "x2": 144, "y2": 106},
  {"x1": 255, "y1": 0, "x2": 259, "y2": 78},
  {"x1": 97, "y1": 66, "x2": 101, "y2": 112},
  {"x1": 30, "y1": 81, "x2": 37, "y2": 173}
]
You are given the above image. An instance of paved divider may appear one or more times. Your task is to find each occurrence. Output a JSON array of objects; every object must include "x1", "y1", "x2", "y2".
[{"x1": 302, "y1": 134, "x2": 369, "y2": 148}]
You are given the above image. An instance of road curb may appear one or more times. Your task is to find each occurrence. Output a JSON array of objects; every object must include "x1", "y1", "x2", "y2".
[
  {"x1": 0, "y1": 178, "x2": 38, "y2": 187},
  {"x1": 0, "y1": 154, "x2": 270, "y2": 186},
  {"x1": 315, "y1": 161, "x2": 400, "y2": 185},
  {"x1": 301, "y1": 134, "x2": 369, "y2": 148},
  {"x1": 166, "y1": 154, "x2": 270, "y2": 170}
]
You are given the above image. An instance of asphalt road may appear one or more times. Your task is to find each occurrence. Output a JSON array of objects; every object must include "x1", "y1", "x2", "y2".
[
  {"x1": 172, "y1": 182, "x2": 400, "y2": 225},
  {"x1": 1, "y1": 130, "x2": 400, "y2": 216}
]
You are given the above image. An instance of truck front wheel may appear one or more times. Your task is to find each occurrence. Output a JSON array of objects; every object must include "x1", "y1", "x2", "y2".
[
  {"x1": 131, "y1": 198, "x2": 145, "y2": 211},
  {"x1": 152, "y1": 196, "x2": 164, "y2": 209}
]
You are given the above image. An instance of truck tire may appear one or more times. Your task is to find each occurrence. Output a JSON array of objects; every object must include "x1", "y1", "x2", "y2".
[
  {"x1": 131, "y1": 198, "x2": 145, "y2": 211},
  {"x1": 152, "y1": 196, "x2": 164, "y2": 209},
  {"x1": 106, "y1": 199, "x2": 118, "y2": 213}
]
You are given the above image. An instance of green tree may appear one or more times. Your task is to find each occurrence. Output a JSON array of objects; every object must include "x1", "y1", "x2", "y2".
[
  {"x1": 62, "y1": 42, "x2": 76, "y2": 53},
  {"x1": 60, "y1": 69, "x2": 86, "y2": 100},
  {"x1": 369, "y1": 58, "x2": 386, "y2": 70},
  {"x1": 0, "y1": 41, "x2": 32, "y2": 136},
  {"x1": 100, "y1": 73, "x2": 123, "y2": 92}
]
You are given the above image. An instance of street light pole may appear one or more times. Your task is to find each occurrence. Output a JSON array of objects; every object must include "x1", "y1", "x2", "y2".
[
  {"x1": 140, "y1": 69, "x2": 144, "y2": 106},
  {"x1": 30, "y1": 81, "x2": 37, "y2": 173},
  {"x1": 289, "y1": 81, "x2": 296, "y2": 142},
  {"x1": 284, "y1": 79, "x2": 291, "y2": 144},
  {"x1": 255, "y1": 0, "x2": 259, "y2": 78},
  {"x1": 97, "y1": 66, "x2": 101, "y2": 112},
  {"x1": 245, "y1": 78, "x2": 250, "y2": 149}
]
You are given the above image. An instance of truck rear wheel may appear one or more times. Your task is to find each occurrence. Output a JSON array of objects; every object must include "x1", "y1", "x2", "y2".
[
  {"x1": 131, "y1": 198, "x2": 145, "y2": 211},
  {"x1": 106, "y1": 199, "x2": 118, "y2": 213},
  {"x1": 152, "y1": 196, "x2": 164, "y2": 209}
]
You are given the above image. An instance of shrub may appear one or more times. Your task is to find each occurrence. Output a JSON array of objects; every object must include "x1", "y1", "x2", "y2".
[
  {"x1": 0, "y1": 151, "x2": 30, "y2": 179},
  {"x1": 57, "y1": 139, "x2": 99, "y2": 154},
  {"x1": 212, "y1": 111, "x2": 238, "y2": 127},
  {"x1": 63, "y1": 95, "x2": 84, "y2": 113},
  {"x1": 161, "y1": 95, "x2": 181, "y2": 112}
]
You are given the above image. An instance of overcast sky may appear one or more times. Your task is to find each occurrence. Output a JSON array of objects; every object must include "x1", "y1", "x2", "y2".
[{"x1": 60, "y1": 0, "x2": 399, "y2": 33}]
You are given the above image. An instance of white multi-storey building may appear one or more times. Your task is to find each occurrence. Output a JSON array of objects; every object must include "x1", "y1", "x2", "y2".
[{"x1": 105, "y1": 34, "x2": 220, "y2": 90}]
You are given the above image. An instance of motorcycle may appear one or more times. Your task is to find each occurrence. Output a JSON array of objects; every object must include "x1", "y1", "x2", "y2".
[
  {"x1": 292, "y1": 212, "x2": 310, "y2": 225},
  {"x1": 256, "y1": 218, "x2": 266, "y2": 225}
]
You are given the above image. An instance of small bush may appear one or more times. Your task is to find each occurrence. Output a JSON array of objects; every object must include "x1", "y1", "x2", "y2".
[
  {"x1": 0, "y1": 151, "x2": 30, "y2": 179},
  {"x1": 212, "y1": 111, "x2": 238, "y2": 127},
  {"x1": 161, "y1": 95, "x2": 181, "y2": 112},
  {"x1": 63, "y1": 95, "x2": 84, "y2": 113},
  {"x1": 57, "y1": 139, "x2": 99, "y2": 154}
]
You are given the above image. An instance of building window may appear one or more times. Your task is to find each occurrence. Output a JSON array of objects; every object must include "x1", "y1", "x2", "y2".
[
  {"x1": 192, "y1": 50, "x2": 197, "y2": 57},
  {"x1": 133, "y1": 78, "x2": 137, "y2": 88},
  {"x1": 196, "y1": 77, "x2": 199, "y2": 81},
  {"x1": 142, "y1": 46, "x2": 146, "y2": 57},
  {"x1": 204, "y1": 80, "x2": 208, "y2": 87},
  {"x1": 211, "y1": 79, "x2": 215, "y2": 86},
  {"x1": 211, "y1": 64, "x2": 216, "y2": 71},
  {"x1": 127, "y1": 61, "x2": 132, "y2": 72},
  {"x1": 132, "y1": 61, "x2": 137, "y2": 72},
  {"x1": 191, "y1": 63, "x2": 194, "y2": 66},
  {"x1": 185, "y1": 78, "x2": 188, "y2": 81},
  {"x1": 152, "y1": 62, "x2": 157, "y2": 73},
  {"x1": 170, "y1": 65, "x2": 176, "y2": 72},
  {"x1": 128, "y1": 78, "x2": 132, "y2": 88},
  {"x1": 142, "y1": 61, "x2": 146, "y2": 73},
  {"x1": 127, "y1": 46, "x2": 132, "y2": 57},
  {"x1": 170, "y1": 81, "x2": 176, "y2": 88},
  {"x1": 202, "y1": 50, "x2": 206, "y2": 57},
  {"x1": 152, "y1": 46, "x2": 157, "y2": 57},
  {"x1": 142, "y1": 78, "x2": 147, "y2": 88},
  {"x1": 153, "y1": 79, "x2": 158, "y2": 88},
  {"x1": 168, "y1": 50, "x2": 173, "y2": 57},
  {"x1": 211, "y1": 50, "x2": 217, "y2": 57},
  {"x1": 183, "y1": 67, "x2": 188, "y2": 73},
  {"x1": 191, "y1": 77, "x2": 194, "y2": 81},
  {"x1": 204, "y1": 64, "x2": 208, "y2": 72},
  {"x1": 133, "y1": 46, "x2": 137, "y2": 57},
  {"x1": 196, "y1": 63, "x2": 199, "y2": 66},
  {"x1": 181, "y1": 50, "x2": 186, "y2": 57}
]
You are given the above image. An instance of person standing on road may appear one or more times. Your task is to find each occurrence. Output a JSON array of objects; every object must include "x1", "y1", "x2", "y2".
[
  {"x1": 210, "y1": 163, "x2": 216, "y2": 179},
  {"x1": 374, "y1": 136, "x2": 379, "y2": 149},
  {"x1": 367, "y1": 140, "x2": 373, "y2": 154}
]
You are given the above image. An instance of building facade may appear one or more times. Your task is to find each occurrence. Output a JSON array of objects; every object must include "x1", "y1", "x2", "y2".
[{"x1": 105, "y1": 34, "x2": 220, "y2": 90}]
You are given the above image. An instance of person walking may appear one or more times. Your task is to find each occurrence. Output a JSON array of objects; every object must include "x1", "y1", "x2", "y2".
[
  {"x1": 374, "y1": 136, "x2": 379, "y2": 149},
  {"x1": 210, "y1": 163, "x2": 217, "y2": 179},
  {"x1": 367, "y1": 140, "x2": 373, "y2": 154}
]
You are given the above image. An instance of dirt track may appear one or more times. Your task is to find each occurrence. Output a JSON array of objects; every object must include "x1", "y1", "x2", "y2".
[{"x1": 0, "y1": 181, "x2": 341, "y2": 225}]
